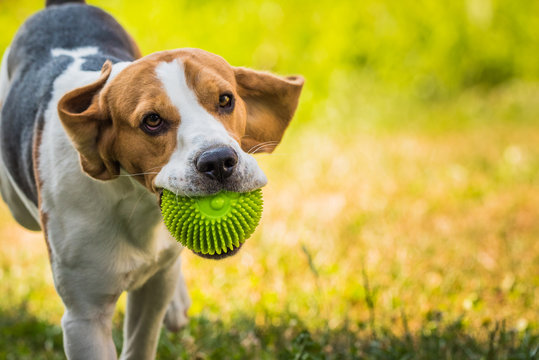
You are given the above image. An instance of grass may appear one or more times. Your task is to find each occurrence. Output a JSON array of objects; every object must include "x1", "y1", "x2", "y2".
[
  {"x1": 1, "y1": 306, "x2": 538, "y2": 360},
  {"x1": 1, "y1": 0, "x2": 538, "y2": 358}
]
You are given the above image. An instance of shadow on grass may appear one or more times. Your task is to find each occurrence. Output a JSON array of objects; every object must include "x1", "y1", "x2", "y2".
[{"x1": 0, "y1": 306, "x2": 537, "y2": 359}]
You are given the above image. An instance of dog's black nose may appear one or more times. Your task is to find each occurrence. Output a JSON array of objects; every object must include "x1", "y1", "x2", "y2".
[{"x1": 196, "y1": 147, "x2": 238, "y2": 183}]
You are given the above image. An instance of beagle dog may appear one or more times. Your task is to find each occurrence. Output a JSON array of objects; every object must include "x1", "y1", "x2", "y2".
[{"x1": 0, "y1": 0, "x2": 303, "y2": 358}]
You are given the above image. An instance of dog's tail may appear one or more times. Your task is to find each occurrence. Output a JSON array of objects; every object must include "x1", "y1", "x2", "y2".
[{"x1": 46, "y1": 0, "x2": 86, "y2": 7}]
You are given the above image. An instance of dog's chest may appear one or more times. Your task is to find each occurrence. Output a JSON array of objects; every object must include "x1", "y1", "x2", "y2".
[
  {"x1": 117, "y1": 222, "x2": 181, "y2": 292},
  {"x1": 78, "y1": 183, "x2": 182, "y2": 292}
]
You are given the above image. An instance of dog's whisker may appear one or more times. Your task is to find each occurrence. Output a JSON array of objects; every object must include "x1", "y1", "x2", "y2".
[
  {"x1": 146, "y1": 165, "x2": 164, "y2": 171},
  {"x1": 248, "y1": 141, "x2": 279, "y2": 154},
  {"x1": 118, "y1": 171, "x2": 159, "y2": 177},
  {"x1": 259, "y1": 152, "x2": 290, "y2": 156},
  {"x1": 250, "y1": 145, "x2": 275, "y2": 154},
  {"x1": 249, "y1": 140, "x2": 278, "y2": 150},
  {"x1": 127, "y1": 189, "x2": 148, "y2": 224}
]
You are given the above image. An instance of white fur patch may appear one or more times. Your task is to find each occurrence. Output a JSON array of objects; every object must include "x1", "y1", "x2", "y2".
[
  {"x1": 0, "y1": 46, "x2": 11, "y2": 104},
  {"x1": 51, "y1": 46, "x2": 98, "y2": 58},
  {"x1": 107, "y1": 61, "x2": 131, "y2": 83}
]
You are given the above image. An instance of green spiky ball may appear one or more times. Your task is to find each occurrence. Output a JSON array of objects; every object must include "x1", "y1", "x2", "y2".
[{"x1": 161, "y1": 189, "x2": 263, "y2": 256}]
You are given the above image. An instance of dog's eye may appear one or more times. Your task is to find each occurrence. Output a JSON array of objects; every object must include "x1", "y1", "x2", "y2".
[
  {"x1": 218, "y1": 94, "x2": 234, "y2": 112},
  {"x1": 141, "y1": 113, "x2": 166, "y2": 135}
]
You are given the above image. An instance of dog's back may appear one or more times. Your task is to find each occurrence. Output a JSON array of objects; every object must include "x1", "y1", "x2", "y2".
[{"x1": 0, "y1": 0, "x2": 140, "y2": 229}]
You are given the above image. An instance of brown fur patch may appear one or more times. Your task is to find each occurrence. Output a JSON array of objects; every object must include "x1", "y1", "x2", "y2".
[
  {"x1": 58, "y1": 60, "x2": 118, "y2": 180},
  {"x1": 234, "y1": 68, "x2": 304, "y2": 153},
  {"x1": 31, "y1": 112, "x2": 52, "y2": 262}
]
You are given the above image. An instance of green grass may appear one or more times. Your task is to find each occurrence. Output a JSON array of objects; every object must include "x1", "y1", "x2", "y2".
[
  {"x1": 1, "y1": 0, "x2": 538, "y2": 358},
  {"x1": 1, "y1": 306, "x2": 538, "y2": 359}
]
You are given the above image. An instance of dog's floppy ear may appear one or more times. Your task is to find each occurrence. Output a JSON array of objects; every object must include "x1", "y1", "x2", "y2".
[
  {"x1": 235, "y1": 68, "x2": 304, "y2": 153},
  {"x1": 58, "y1": 60, "x2": 119, "y2": 181}
]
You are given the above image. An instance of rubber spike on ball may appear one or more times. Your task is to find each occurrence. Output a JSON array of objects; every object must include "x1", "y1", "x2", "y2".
[{"x1": 161, "y1": 189, "x2": 263, "y2": 256}]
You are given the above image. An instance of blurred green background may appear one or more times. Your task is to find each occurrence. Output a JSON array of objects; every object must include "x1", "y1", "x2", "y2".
[{"x1": 0, "y1": 0, "x2": 538, "y2": 358}]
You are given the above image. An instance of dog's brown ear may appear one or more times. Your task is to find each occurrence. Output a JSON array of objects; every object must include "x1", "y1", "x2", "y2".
[
  {"x1": 235, "y1": 68, "x2": 304, "y2": 153},
  {"x1": 58, "y1": 60, "x2": 119, "y2": 181}
]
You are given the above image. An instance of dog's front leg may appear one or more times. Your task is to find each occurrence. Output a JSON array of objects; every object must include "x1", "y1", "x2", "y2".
[
  {"x1": 164, "y1": 254, "x2": 191, "y2": 332},
  {"x1": 119, "y1": 256, "x2": 181, "y2": 360},
  {"x1": 61, "y1": 304, "x2": 118, "y2": 359},
  {"x1": 53, "y1": 265, "x2": 120, "y2": 360}
]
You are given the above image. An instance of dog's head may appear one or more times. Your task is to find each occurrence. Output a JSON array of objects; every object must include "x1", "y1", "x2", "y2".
[{"x1": 57, "y1": 49, "x2": 303, "y2": 197}]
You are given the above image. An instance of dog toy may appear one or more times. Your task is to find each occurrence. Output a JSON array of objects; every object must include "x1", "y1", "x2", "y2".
[{"x1": 161, "y1": 189, "x2": 263, "y2": 256}]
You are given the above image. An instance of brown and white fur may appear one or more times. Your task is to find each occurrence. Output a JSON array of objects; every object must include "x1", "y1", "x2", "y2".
[{"x1": 0, "y1": 1, "x2": 303, "y2": 359}]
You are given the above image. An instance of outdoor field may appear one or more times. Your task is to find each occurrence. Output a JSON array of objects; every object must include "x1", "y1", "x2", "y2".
[{"x1": 0, "y1": 0, "x2": 538, "y2": 358}]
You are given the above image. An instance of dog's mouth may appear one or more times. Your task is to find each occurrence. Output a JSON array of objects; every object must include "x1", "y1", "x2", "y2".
[{"x1": 158, "y1": 188, "x2": 165, "y2": 207}]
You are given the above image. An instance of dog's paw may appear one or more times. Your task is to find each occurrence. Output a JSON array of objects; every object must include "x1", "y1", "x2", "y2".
[{"x1": 163, "y1": 272, "x2": 191, "y2": 332}]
